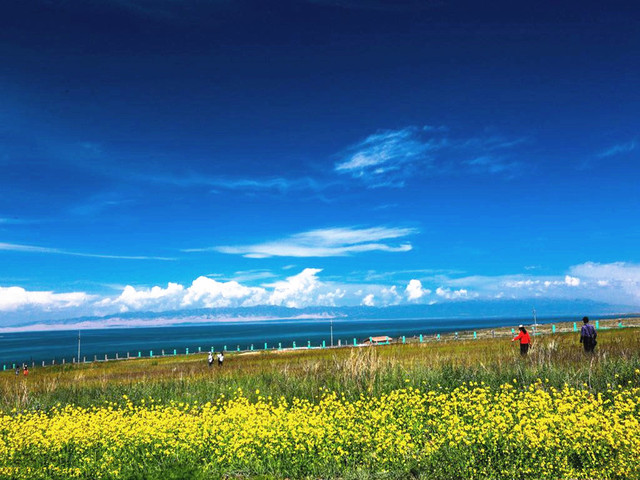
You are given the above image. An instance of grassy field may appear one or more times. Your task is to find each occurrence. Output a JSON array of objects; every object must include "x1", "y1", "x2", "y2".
[{"x1": 1, "y1": 321, "x2": 639, "y2": 479}]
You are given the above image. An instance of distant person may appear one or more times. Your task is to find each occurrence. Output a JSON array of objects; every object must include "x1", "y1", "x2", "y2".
[
  {"x1": 512, "y1": 325, "x2": 531, "y2": 356},
  {"x1": 23, "y1": 365, "x2": 28, "y2": 376},
  {"x1": 207, "y1": 351, "x2": 213, "y2": 368},
  {"x1": 580, "y1": 316, "x2": 597, "y2": 353},
  {"x1": 217, "y1": 351, "x2": 224, "y2": 368},
  {"x1": 15, "y1": 366, "x2": 20, "y2": 376}
]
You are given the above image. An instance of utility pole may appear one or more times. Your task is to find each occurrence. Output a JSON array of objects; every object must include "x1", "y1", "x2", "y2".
[
  {"x1": 330, "y1": 318, "x2": 334, "y2": 347},
  {"x1": 533, "y1": 308, "x2": 538, "y2": 335},
  {"x1": 77, "y1": 330, "x2": 81, "y2": 363}
]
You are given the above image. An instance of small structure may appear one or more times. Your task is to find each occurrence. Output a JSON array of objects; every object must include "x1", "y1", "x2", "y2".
[{"x1": 363, "y1": 335, "x2": 392, "y2": 346}]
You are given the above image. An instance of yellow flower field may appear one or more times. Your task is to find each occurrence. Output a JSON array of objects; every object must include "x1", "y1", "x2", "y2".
[{"x1": 1, "y1": 381, "x2": 639, "y2": 479}]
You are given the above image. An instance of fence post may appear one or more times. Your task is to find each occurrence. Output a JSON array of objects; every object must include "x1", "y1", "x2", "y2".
[
  {"x1": 419, "y1": 334, "x2": 423, "y2": 343},
  {"x1": 595, "y1": 320, "x2": 599, "y2": 330},
  {"x1": 308, "y1": 340, "x2": 311, "y2": 349},
  {"x1": 293, "y1": 341, "x2": 296, "y2": 349},
  {"x1": 353, "y1": 337, "x2": 357, "y2": 346},
  {"x1": 278, "y1": 342, "x2": 282, "y2": 350},
  {"x1": 618, "y1": 321, "x2": 623, "y2": 328},
  {"x1": 150, "y1": 350, "x2": 153, "y2": 358},
  {"x1": 552, "y1": 324, "x2": 556, "y2": 333},
  {"x1": 473, "y1": 331, "x2": 477, "y2": 339},
  {"x1": 237, "y1": 345, "x2": 240, "y2": 352},
  {"x1": 127, "y1": 352, "x2": 130, "y2": 359},
  {"x1": 264, "y1": 342, "x2": 268, "y2": 350},
  {"x1": 251, "y1": 344, "x2": 254, "y2": 351},
  {"x1": 94, "y1": 355, "x2": 97, "y2": 362},
  {"x1": 138, "y1": 351, "x2": 141, "y2": 358},
  {"x1": 511, "y1": 328, "x2": 515, "y2": 335},
  {"x1": 116, "y1": 353, "x2": 119, "y2": 360},
  {"x1": 173, "y1": 349, "x2": 177, "y2": 356},
  {"x1": 198, "y1": 347, "x2": 201, "y2": 353},
  {"x1": 83, "y1": 356, "x2": 86, "y2": 363},
  {"x1": 322, "y1": 340, "x2": 325, "y2": 348},
  {"x1": 42, "y1": 361, "x2": 45, "y2": 367},
  {"x1": 573, "y1": 322, "x2": 577, "y2": 332},
  {"x1": 186, "y1": 348, "x2": 189, "y2": 355},
  {"x1": 402, "y1": 336, "x2": 406, "y2": 344},
  {"x1": 437, "y1": 334, "x2": 441, "y2": 341}
]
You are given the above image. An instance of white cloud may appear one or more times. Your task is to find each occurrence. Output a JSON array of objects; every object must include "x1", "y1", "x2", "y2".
[
  {"x1": 334, "y1": 126, "x2": 525, "y2": 187},
  {"x1": 193, "y1": 226, "x2": 416, "y2": 258},
  {"x1": 361, "y1": 293, "x2": 375, "y2": 306},
  {"x1": 564, "y1": 275, "x2": 581, "y2": 287},
  {"x1": 266, "y1": 268, "x2": 324, "y2": 308},
  {"x1": 597, "y1": 140, "x2": 636, "y2": 158},
  {"x1": 0, "y1": 242, "x2": 174, "y2": 261},
  {"x1": 405, "y1": 279, "x2": 430, "y2": 300},
  {"x1": 435, "y1": 287, "x2": 474, "y2": 299},
  {"x1": 0, "y1": 286, "x2": 94, "y2": 312}
]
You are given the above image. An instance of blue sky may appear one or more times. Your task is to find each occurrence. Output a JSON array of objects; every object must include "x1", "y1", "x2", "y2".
[{"x1": 1, "y1": 0, "x2": 639, "y2": 326}]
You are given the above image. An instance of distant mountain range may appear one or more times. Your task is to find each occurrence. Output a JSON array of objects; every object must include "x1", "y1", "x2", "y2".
[{"x1": 1, "y1": 299, "x2": 637, "y2": 332}]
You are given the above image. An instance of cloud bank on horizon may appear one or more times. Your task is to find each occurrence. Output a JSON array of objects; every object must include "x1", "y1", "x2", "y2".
[{"x1": 1, "y1": 262, "x2": 639, "y2": 327}]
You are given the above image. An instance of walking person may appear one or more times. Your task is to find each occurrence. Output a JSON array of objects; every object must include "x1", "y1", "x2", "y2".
[
  {"x1": 580, "y1": 316, "x2": 597, "y2": 353},
  {"x1": 207, "y1": 351, "x2": 213, "y2": 368},
  {"x1": 512, "y1": 325, "x2": 531, "y2": 356},
  {"x1": 23, "y1": 365, "x2": 29, "y2": 376},
  {"x1": 217, "y1": 351, "x2": 224, "y2": 368}
]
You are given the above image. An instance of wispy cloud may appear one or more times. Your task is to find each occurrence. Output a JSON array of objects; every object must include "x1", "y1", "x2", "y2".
[
  {"x1": 597, "y1": 140, "x2": 637, "y2": 158},
  {"x1": 0, "y1": 242, "x2": 175, "y2": 261},
  {"x1": 185, "y1": 226, "x2": 417, "y2": 258},
  {"x1": 334, "y1": 126, "x2": 526, "y2": 187}
]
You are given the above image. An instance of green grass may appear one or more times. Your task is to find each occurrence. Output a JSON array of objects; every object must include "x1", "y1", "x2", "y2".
[{"x1": 2, "y1": 320, "x2": 639, "y2": 412}]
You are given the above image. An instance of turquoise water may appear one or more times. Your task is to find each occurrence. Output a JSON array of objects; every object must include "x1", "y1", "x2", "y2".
[{"x1": 0, "y1": 314, "x2": 628, "y2": 367}]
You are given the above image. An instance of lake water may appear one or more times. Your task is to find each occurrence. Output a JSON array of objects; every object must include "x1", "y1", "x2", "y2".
[{"x1": 0, "y1": 314, "x2": 629, "y2": 367}]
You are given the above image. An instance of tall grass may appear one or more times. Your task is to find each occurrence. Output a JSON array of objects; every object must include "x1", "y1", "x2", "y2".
[{"x1": 1, "y1": 327, "x2": 639, "y2": 412}]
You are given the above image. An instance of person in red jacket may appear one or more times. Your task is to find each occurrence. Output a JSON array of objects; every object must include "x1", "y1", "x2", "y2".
[{"x1": 512, "y1": 325, "x2": 530, "y2": 356}]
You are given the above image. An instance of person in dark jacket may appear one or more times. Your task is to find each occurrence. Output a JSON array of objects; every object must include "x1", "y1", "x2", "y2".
[
  {"x1": 580, "y1": 316, "x2": 597, "y2": 353},
  {"x1": 512, "y1": 325, "x2": 531, "y2": 356}
]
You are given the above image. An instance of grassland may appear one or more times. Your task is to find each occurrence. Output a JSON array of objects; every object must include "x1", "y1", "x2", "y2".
[
  {"x1": 1, "y1": 320, "x2": 639, "y2": 479},
  {"x1": 1, "y1": 319, "x2": 639, "y2": 411}
]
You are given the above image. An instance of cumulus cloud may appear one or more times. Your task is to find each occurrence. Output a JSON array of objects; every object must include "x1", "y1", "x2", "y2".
[
  {"x1": 564, "y1": 275, "x2": 581, "y2": 287},
  {"x1": 435, "y1": 287, "x2": 474, "y2": 300},
  {"x1": 361, "y1": 293, "x2": 375, "y2": 306},
  {"x1": 405, "y1": 279, "x2": 431, "y2": 300},
  {"x1": 0, "y1": 286, "x2": 94, "y2": 312},
  {"x1": 193, "y1": 226, "x2": 416, "y2": 258}
]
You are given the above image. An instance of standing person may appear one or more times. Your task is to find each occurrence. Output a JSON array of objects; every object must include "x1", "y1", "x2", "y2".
[
  {"x1": 207, "y1": 351, "x2": 213, "y2": 368},
  {"x1": 217, "y1": 351, "x2": 224, "y2": 368},
  {"x1": 512, "y1": 325, "x2": 531, "y2": 356},
  {"x1": 580, "y1": 316, "x2": 597, "y2": 353},
  {"x1": 23, "y1": 365, "x2": 29, "y2": 376},
  {"x1": 15, "y1": 365, "x2": 20, "y2": 376}
]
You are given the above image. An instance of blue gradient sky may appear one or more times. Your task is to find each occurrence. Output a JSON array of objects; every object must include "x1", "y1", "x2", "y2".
[{"x1": 1, "y1": 1, "x2": 639, "y2": 325}]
